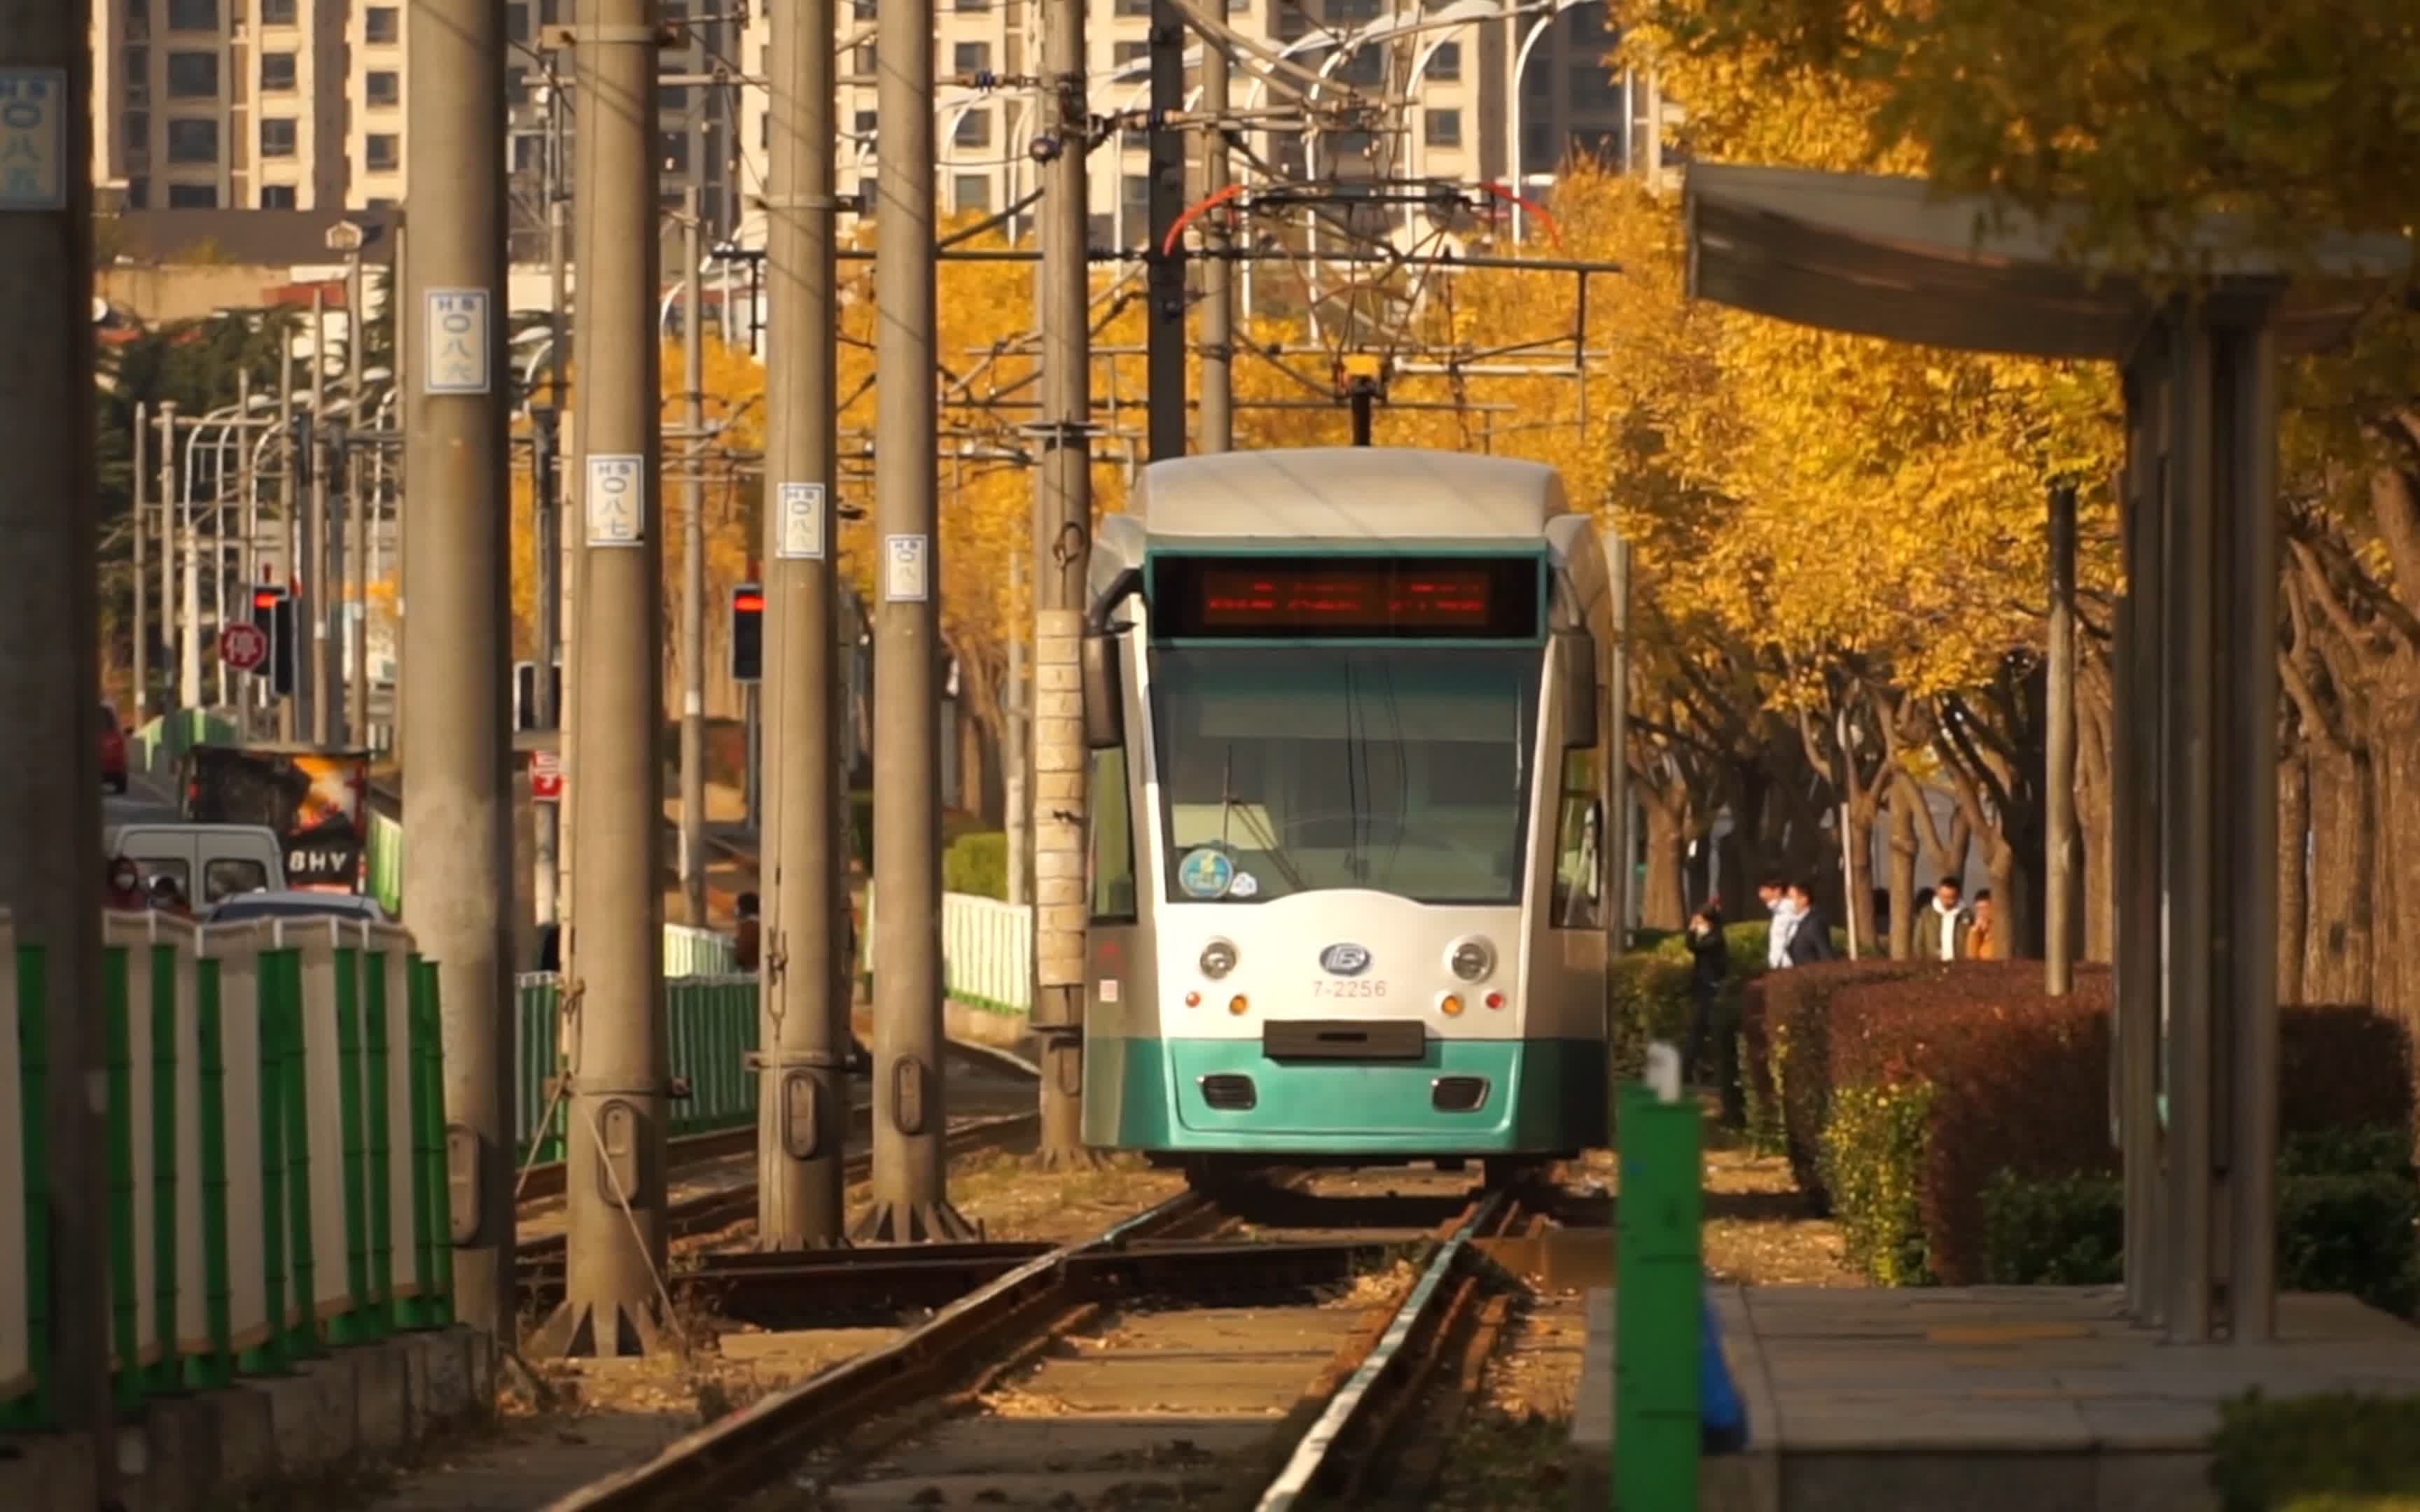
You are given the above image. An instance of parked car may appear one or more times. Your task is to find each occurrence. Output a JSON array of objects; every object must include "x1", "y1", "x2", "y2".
[
  {"x1": 206, "y1": 889, "x2": 389, "y2": 926},
  {"x1": 99, "y1": 703, "x2": 127, "y2": 794}
]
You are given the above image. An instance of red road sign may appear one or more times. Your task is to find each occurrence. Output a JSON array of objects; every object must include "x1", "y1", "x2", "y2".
[
  {"x1": 531, "y1": 750, "x2": 564, "y2": 802},
  {"x1": 219, "y1": 621, "x2": 269, "y2": 672}
]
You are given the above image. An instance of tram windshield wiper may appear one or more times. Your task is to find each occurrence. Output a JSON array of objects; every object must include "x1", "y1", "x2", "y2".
[{"x1": 1220, "y1": 742, "x2": 1307, "y2": 896}]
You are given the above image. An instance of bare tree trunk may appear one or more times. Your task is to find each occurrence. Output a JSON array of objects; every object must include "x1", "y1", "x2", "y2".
[
  {"x1": 2078, "y1": 675, "x2": 2117, "y2": 960},
  {"x1": 1640, "y1": 792, "x2": 1689, "y2": 931},
  {"x1": 2373, "y1": 686, "x2": 2420, "y2": 1032},
  {"x1": 2304, "y1": 734, "x2": 2377, "y2": 1007},
  {"x1": 2278, "y1": 741, "x2": 2309, "y2": 1004},
  {"x1": 1887, "y1": 780, "x2": 1920, "y2": 958}
]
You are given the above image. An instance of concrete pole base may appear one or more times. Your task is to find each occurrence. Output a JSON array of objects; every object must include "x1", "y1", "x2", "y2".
[
  {"x1": 531, "y1": 1296, "x2": 676, "y2": 1360},
  {"x1": 849, "y1": 1196, "x2": 980, "y2": 1245}
]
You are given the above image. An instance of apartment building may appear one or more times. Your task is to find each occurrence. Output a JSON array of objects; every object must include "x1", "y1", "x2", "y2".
[{"x1": 730, "y1": 0, "x2": 1644, "y2": 253}]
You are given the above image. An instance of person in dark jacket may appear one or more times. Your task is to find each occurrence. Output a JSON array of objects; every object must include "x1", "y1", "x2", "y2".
[
  {"x1": 1783, "y1": 882, "x2": 1838, "y2": 965},
  {"x1": 733, "y1": 891, "x2": 762, "y2": 972},
  {"x1": 1682, "y1": 898, "x2": 1728, "y2": 1084}
]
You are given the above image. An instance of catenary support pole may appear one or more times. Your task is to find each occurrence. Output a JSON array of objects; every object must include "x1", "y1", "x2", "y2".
[
  {"x1": 155, "y1": 402, "x2": 177, "y2": 714},
  {"x1": 0, "y1": 15, "x2": 116, "y2": 1497},
  {"x1": 680, "y1": 188, "x2": 709, "y2": 927},
  {"x1": 276, "y1": 337, "x2": 298, "y2": 741},
  {"x1": 1144, "y1": 0, "x2": 1188, "y2": 461},
  {"x1": 349, "y1": 249, "x2": 371, "y2": 743},
  {"x1": 1030, "y1": 0, "x2": 1097, "y2": 1170},
  {"x1": 237, "y1": 371, "x2": 258, "y2": 738},
  {"x1": 541, "y1": 0, "x2": 672, "y2": 1354},
  {"x1": 1197, "y1": 42, "x2": 1233, "y2": 454},
  {"x1": 1005, "y1": 552, "x2": 1028, "y2": 907},
  {"x1": 534, "y1": 127, "x2": 570, "y2": 929},
  {"x1": 757, "y1": 0, "x2": 849, "y2": 1246},
  {"x1": 132, "y1": 400, "x2": 148, "y2": 722},
  {"x1": 856, "y1": 0, "x2": 975, "y2": 1242},
  {"x1": 2045, "y1": 482, "x2": 2078, "y2": 995},
  {"x1": 308, "y1": 286, "x2": 335, "y2": 744},
  {"x1": 401, "y1": 0, "x2": 518, "y2": 1341}
]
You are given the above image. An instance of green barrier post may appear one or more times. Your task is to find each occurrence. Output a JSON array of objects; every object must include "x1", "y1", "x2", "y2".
[{"x1": 1615, "y1": 1055, "x2": 1703, "y2": 1510}]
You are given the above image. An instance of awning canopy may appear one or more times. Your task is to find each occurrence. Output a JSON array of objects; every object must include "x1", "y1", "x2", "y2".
[{"x1": 1683, "y1": 163, "x2": 2412, "y2": 360}]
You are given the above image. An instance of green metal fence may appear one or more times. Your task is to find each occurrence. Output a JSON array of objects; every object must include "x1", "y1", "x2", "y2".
[
  {"x1": 128, "y1": 708, "x2": 242, "y2": 778},
  {"x1": 511, "y1": 974, "x2": 762, "y2": 1158},
  {"x1": 0, "y1": 909, "x2": 452, "y2": 1432}
]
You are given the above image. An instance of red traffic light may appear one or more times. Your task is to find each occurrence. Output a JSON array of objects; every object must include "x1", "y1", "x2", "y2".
[
  {"x1": 732, "y1": 591, "x2": 765, "y2": 612},
  {"x1": 252, "y1": 589, "x2": 284, "y2": 610}
]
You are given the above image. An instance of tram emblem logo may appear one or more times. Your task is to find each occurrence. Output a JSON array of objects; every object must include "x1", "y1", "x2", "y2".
[{"x1": 1319, "y1": 943, "x2": 1372, "y2": 976}]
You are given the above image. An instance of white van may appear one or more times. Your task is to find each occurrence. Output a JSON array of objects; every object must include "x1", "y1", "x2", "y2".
[{"x1": 104, "y1": 822, "x2": 286, "y2": 906}]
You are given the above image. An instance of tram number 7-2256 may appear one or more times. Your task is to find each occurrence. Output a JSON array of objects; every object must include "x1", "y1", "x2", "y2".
[{"x1": 1310, "y1": 979, "x2": 1389, "y2": 999}]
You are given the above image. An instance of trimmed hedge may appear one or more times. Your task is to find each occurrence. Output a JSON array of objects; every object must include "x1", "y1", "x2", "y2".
[
  {"x1": 1814, "y1": 969, "x2": 2415, "y2": 1290},
  {"x1": 943, "y1": 831, "x2": 1009, "y2": 899},
  {"x1": 2210, "y1": 1393, "x2": 2420, "y2": 1510},
  {"x1": 1741, "y1": 958, "x2": 1928, "y2": 1208},
  {"x1": 1608, "y1": 920, "x2": 1797, "y2": 1126}
]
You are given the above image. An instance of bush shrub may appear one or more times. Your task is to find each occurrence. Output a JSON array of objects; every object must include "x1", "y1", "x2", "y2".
[
  {"x1": 2209, "y1": 1392, "x2": 2420, "y2": 1511},
  {"x1": 1744, "y1": 958, "x2": 1928, "y2": 1209},
  {"x1": 1981, "y1": 1156, "x2": 2420, "y2": 1317},
  {"x1": 1821, "y1": 1082, "x2": 1934, "y2": 1284},
  {"x1": 943, "y1": 831, "x2": 1009, "y2": 900},
  {"x1": 1607, "y1": 920, "x2": 1776, "y2": 1126},
  {"x1": 1812, "y1": 969, "x2": 2417, "y2": 1291}
]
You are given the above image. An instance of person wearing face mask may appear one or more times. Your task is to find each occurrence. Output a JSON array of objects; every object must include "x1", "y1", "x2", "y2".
[
  {"x1": 1758, "y1": 876, "x2": 1798, "y2": 969},
  {"x1": 104, "y1": 855, "x2": 147, "y2": 909}
]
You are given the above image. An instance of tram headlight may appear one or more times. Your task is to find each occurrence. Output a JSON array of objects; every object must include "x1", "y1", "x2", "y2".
[
  {"x1": 1199, "y1": 939, "x2": 1239, "y2": 980},
  {"x1": 1447, "y1": 936, "x2": 1495, "y2": 983}
]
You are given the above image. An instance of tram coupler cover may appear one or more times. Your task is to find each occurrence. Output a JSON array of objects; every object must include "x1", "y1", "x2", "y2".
[{"x1": 1614, "y1": 1058, "x2": 1705, "y2": 1508}]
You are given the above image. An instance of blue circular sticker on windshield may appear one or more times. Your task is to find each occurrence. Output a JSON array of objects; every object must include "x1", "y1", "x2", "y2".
[{"x1": 1177, "y1": 846, "x2": 1235, "y2": 899}]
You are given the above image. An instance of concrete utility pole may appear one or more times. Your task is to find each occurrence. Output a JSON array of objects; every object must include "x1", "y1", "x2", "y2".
[
  {"x1": 1144, "y1": 0, "x2": 1187, "y2": 461},
  {"x1": 307, "y1": 286, "x2": 334, "y2": 744},
  {"x1": 542, "y1": 0, "x2": 672, "y2": 1353},
  {"x1": 856, "y1": 0, "x2": 975, "y2": 1242},
  {"x1": 132, "y1": 399, "x2": 148, "y2": 722},
  {"x1": 1005, "y1": 551, "x2": 1027, "y2": 907},
  {"x1": 347, "y1": 248, "x2": 370, "y2": 743},
  {"x1": 155, "y1": 402, "x2": 176, "y2": 713},
  {"x1": 236, "y1": 371, "x2": 257, "y2": 737},
  {"x1": 756, "y1": 0, "x2": 849, "y2": 1248},
  {"x1": 680, "y1": 188, "x2": 709, "y2": 927},
  {"x1": 1197, "y1": 43, "x2": 1234, "y2": 453},
  {"x1": 2045, "y1": 482, "x2": 2078, "y2": 994},
  {"x1": 0, "y1": 13, "x2": 117, "y2": 1497},
  {"x1": 1030, "y1": 0, "x2": 1095, "y2": 1168},
  {"x1": 536, "y1": 115, "x2": 570, "y2": 930},
  {"x1": 276, "y1": 335, "x2": 298, "y2": 741},
  {"x1": 400, "y1": 0, "x2": 518, "y2": 1340}
]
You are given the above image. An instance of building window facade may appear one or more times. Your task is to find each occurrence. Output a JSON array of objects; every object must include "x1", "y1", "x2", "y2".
[
  {"x1": 366, "y1": 71, "x2": 400, "y2": 107},
  {"x1": 260, "y1": 183, "x2": 297, "y2": 208},
  {"x1": 260, "y1": 0, "x2": 298, "y2": 23},
  {"x1": 165, "y1": 52, "x2": 218, "y2": 99},
  {"x1": 366, "y1": 134, "x2": 400, "y2": 172},
  {"x1": 260, "y1": 117, "x2": 297, "y2": 158},
  {"x1": 166, "y1": 183, "x2": 218, "y2": 207},
  {"x1": 165, "y1": 0, "x2": 217, "y2": 30},
  {"x1": 365, "y1": 7, "x2": 400, "y2": 43},
  {"x1": 1424, "y1": 108, "x2": 1461, "y2": 148},
  {"x1": 166, "y1": 118, "x2": 218, "y2": 163},
  {"x1": 260, "y1": 52, "x2": 295, "y2": 91}
]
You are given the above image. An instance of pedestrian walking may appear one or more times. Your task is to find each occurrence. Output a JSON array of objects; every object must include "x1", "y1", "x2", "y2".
[
  {"x1": 1968, "y1": 888, "x2": 1998, "y2": 960},
  {"x1": 734, "y1": 890, "x2": 762, "y2": 972},
  {"x1": 1758, "y1": 876, "x2": 1799, "y2": 969},
  {"x1": 1683, "y1": 899, "x2": 1727, "y2": 1083},
  {"x1": 1914, "y1": 876, "x2": 1971, "y2": 961},
  {"x1": 1784, "y1": 882, "x2": 1837, "y2": 965}
]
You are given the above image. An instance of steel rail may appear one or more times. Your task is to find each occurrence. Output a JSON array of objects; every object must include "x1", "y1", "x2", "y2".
[
  {"x1": 538, "y1": 1184, "x2": 1235, "y2": 1511},
  {"x1": 1253, "y1": 1189, "x2": 1519, "y2": 1510}
]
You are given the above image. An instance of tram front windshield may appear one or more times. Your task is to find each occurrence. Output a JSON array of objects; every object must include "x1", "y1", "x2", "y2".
[{"x1": 1150, "y1": 645, "x2": 1541, "y2": 906}]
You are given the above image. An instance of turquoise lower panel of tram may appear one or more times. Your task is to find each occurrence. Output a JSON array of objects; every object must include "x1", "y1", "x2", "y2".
[{"x1": 1082, "y1": 1034, "x2": 1607, "y2": 1154}]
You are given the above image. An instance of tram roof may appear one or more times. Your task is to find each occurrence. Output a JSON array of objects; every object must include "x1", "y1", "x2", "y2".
[{"x1": 1130, "y1": 447, "x2": 1569, "y2": 542}]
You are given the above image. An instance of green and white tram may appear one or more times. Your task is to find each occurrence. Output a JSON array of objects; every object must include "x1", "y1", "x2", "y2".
[{"x1": 1076, "y1": 447, "x2": 1627, "y2": 1180}]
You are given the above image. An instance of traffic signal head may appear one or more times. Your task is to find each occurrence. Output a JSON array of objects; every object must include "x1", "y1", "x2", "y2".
[
  {"x1": 730, "y1": 583, "x2": 763, "y2": 684},
  {"x1": 249, "y1": 584, "x2": 295, "y2": 696}
]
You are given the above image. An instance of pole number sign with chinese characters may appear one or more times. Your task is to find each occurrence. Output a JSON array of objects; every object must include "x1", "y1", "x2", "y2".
[
  {"x1": 586, "y1": 455, "x2": 645, "y2": 547},
  {"x1": 424, "y1": 288, "x2": 492, "y2": 395}
]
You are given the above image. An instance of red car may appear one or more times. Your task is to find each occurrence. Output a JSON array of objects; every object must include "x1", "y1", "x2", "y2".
[{"x1": 99, "y1": 702, "x2": 127, "y2": 794}]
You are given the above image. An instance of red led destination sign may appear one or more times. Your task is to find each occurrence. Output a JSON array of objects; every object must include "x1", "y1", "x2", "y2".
[
  {"x1": 1197, "y1": 566, "x2": 1494, "y2": 630},
  {"x1": 1153, "y1": 554, "x2": 1540, "y2": 639}
]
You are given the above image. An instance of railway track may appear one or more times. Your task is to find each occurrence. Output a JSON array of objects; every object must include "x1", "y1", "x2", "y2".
[{"x1": 543, "y1": 1166, "x2": 1559, "y2": 1511}]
